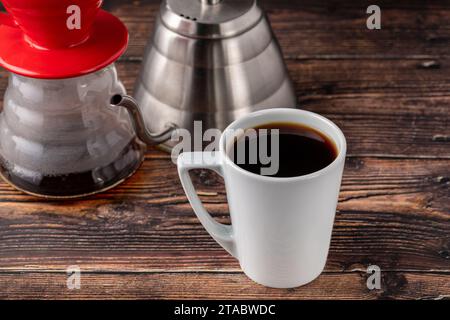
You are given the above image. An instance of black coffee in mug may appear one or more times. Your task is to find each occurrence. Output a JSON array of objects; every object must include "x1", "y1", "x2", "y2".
[{"x1": 230, "y1": 122, "x2": 338, "y2": 177}]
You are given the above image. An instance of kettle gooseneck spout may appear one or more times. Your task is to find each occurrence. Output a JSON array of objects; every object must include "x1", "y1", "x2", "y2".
[{"x1": 111, "y1": 94, "x2": 176, "y2": 146}]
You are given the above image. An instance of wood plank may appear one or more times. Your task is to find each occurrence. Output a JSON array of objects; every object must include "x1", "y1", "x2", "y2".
[
  {"x1": 289, "y1": 59, "x2": 450, "y2": 97},
  {"x1": 0, "y1": 156, "x2": 448, "y2": 272},
  {"x1": 0, "y1": 271, "x2": 448, "y2": 300}
]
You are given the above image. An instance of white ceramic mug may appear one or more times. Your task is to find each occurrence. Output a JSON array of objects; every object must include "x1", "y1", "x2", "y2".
[{"x1": 177, "y1": 108, "x2": 346, "y2": 288}]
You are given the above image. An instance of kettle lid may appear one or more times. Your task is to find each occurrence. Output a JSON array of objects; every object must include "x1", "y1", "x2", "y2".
[{"x1": 161, "y1": 0, "x2": 263, "y2": 39}]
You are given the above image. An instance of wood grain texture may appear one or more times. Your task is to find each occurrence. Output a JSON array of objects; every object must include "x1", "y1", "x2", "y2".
[
  {"x1": 0, "y1": 156, "x2": 448, "y2": 274},
  {"x1": 0, "y1": 272, "x2": 449, "y2": 300},
  {"x1": 0, "y1": 0, "x2": 449, "y2": 299}
]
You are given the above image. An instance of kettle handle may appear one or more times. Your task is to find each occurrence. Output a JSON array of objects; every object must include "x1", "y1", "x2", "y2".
[
  {"x1": 110, "y1": 94, "x2": 176, "y2": 146},
  {"x1": 0, "y1": 11, "x2": 17, "y2": 28}
]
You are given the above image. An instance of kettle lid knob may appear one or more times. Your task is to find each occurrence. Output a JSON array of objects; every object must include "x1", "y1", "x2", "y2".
[
  {"x1": 161, "y1": 0, "x2": 263, "y2": 39},
  {"x1": 200, "y1": 0, "x2": 222, "y2": 4}
]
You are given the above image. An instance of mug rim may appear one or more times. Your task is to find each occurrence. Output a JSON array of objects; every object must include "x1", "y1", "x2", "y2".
[{"x1": 220, "y1": 108, "x2": 347, "y2": 182}]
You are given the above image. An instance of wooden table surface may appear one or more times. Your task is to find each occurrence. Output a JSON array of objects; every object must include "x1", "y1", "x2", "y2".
[{"x1": 0, "y1": 0, "x2": 449, "y2": 300}]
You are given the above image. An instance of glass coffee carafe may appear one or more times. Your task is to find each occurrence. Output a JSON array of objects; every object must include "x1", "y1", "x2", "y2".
[
  {"x1": 0, "y1": 0, "x2": 174, "y2": 198},
  {"x1": 0, "y1": 65, "x2": 146, "y2": 198}
]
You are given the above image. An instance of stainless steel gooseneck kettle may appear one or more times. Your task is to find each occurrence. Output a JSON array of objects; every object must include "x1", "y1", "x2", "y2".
[{"x1": 133, "y1": 0, "x2": 297, "y2": 150}]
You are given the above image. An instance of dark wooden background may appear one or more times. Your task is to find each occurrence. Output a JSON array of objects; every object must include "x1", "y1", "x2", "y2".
[{"x1": 0, "y1": 0, "x2": 449, "y2": 299}]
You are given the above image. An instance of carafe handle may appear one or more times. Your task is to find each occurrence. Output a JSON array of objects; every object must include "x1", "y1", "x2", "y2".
[{"x1": 110, "y1": 94, "x2": 176, "y2": 146}]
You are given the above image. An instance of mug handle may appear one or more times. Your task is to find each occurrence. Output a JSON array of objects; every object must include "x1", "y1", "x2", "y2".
[
  {"x1": 0, "y1": 12, "x2": 17, "y2": 28},
  {"x1": 178, "y1": 151, "x2": 237, "y2": 258}
]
